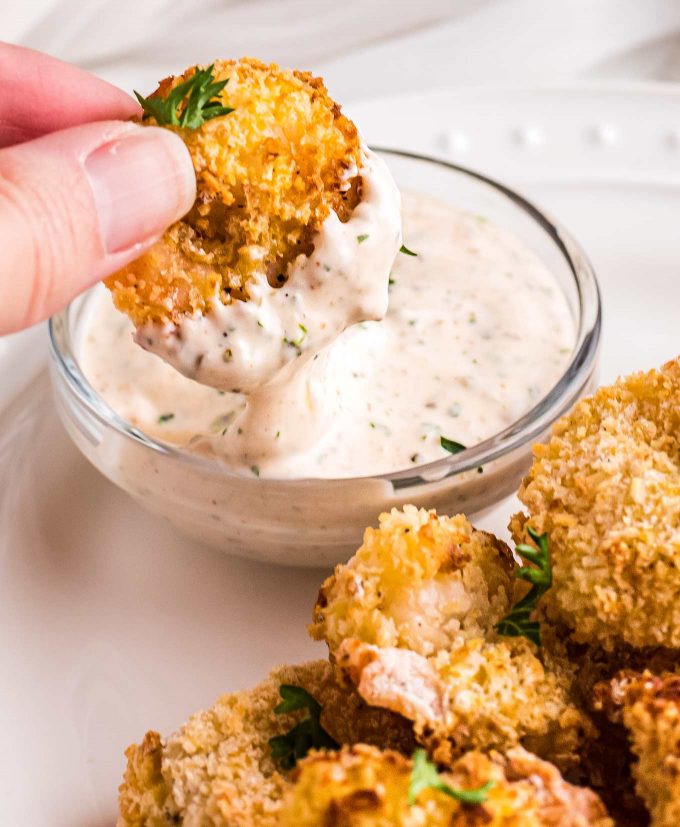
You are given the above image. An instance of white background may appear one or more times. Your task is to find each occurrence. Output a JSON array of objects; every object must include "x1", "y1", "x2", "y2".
[{"x1": 3, "y1": 0, "x2": 680, "y2": 98}]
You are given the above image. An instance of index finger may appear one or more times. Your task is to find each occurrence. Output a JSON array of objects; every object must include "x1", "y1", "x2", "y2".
[{"x1": 0, "y1": 42, "x2": 141, "y2": 148}]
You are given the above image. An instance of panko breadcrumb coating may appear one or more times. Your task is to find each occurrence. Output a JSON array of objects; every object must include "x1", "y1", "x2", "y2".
[
  {"x1": 335, "y1": 634, "x2": 589, "y2": 772},
  {"x1": 311, "y1": 505, "x2": 516, "y2": 655},
  {"x1": 592, "y1": 670, "x2": 680, "y2": 827},
  {"x1": 510, "y1": 356, "x2": 680, "y2": 651},
  {"x1": 311, "y1": 506, "x2": 593, "y2": 771},
  {"x1": 279, "y1": 744, "x2": 613, "y2": 826},
  {"x1": 569, "y1": 642, "x2": 679, "y2": 818},
  {"x1": 106, "y1": 57, "x2": 362, "y2": 326},
  {"x1": 118, "y1": 660, "x2": 414, "y2": 827}
]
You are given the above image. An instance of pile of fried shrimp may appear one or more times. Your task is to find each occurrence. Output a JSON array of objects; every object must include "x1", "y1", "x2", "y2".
[{"x1": 118, "y1": 356, "x2": 679, "y2": 827}]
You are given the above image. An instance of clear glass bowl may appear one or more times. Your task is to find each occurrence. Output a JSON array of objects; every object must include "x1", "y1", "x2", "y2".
[{"x1": 48, "y1": 149, "x2": 601, "y2": 567}]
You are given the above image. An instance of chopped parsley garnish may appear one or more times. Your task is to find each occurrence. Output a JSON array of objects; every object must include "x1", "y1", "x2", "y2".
[
  {"x1": 268, "y1": 685, "x2": 339, "y2": 770},
  {"x1": 408, "y1": 749, "x2": 493, "y2": 806},
  {"x1": 400, "y1": 244, "x2": 418, "y2": 257},
  {"x1": 135, "y1": 64, "x2": 234, "y2": 129},
  {"x1": 250, "y1": 464, "x2": 260, "y2": 477},
  {"x1": 388, "y1": 278, "x2": 396, "y2": 286},
  {"x1": 157, "y1": 413, "x2": 175, "y2": 423},
  {"x1": 357, "y1": 234, "x2": 369, "y2": 244},
  {"x1": 495, "y1": 527, "x2": 552, "y2": 645},
  {"x1": 440, "y1": 436, "x2": 466, "y2": 454}
]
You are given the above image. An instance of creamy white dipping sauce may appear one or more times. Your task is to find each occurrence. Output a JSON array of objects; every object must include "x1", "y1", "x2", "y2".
[
  {"x1": 137, "y1": 148, "x2": 401, "y2": 393},
  {"x1": 80, "y1": 193, "x2": 575, "y2": 479}
]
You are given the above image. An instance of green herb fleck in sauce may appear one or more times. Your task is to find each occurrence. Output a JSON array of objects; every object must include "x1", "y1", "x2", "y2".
[
  {"x1": 440, "y1": 436, "x2": 466, "y2": 454},
  {"x1": 283, "y1": 323, "x2": 308, "y2": 352}
]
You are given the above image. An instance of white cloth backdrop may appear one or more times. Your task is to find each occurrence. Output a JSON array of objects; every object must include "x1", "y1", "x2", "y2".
[{"x1": 3, "y1": 0, "x2": 680, "y2": 98}]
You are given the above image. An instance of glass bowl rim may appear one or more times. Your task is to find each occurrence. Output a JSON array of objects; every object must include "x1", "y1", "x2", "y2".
[{"x1": 48, "y1": 147, "x2": 601, "y2": 488}]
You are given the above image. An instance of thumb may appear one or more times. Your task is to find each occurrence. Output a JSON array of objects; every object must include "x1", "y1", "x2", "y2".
[{"x1": 0, "y1": 120, "x2": 195, "y2": 334}]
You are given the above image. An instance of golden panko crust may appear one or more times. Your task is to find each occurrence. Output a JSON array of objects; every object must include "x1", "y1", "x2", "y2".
[
  {"x1": 310, "y1": 506, "x2": 592, "y2": 772},
  {"x1": 510, "y1": 356, "x2": 680, "y2": 651},
  {"x1": 117, "y1": 660, "x2": 414, "y2": 827},
  {"x1": 567, "y1": 641, "x2": 679, "y2": 822},
  {"x1": 106, "y1": 57, "x2": 362, "y2": 326},
  {"x1": 335, "y1": 635, "x2": 591, "y2": 773},
  {"x1": 593, "y1": 671, "x2": 680, "y2": 827},
  {"x1": 310, "y1": 505, "x2": 516, "y2": 656},
  {"x1": 279, "y1": 744, "x2": 613, "y2": 827}
]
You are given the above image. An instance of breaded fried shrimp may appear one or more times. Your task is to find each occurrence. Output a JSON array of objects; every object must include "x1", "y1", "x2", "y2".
[
  {"x1": 511, "y1": 357, "x2": 680, "y2": 651},
  {"x1": 105, "y1": 58, "x2": 401, "y2": 391},
  {"x1": 621, "y1": 673, "x2": 680, "y2": 827},
  {"x1": 335, "y1": 635, "x2": 588, "y2": 771},
  {"x1": 117, "y1": 661, "x2": 413, "y2": 827},
  {"x1": 311, "y1": 505, "x2": 516, "y2": 655},
  {"x1": 311, "y1": 506, "x2": 592, "y2": 771},
  {"x1": 279, "y1": 744, "x2": 613, "y2": 826},
  {"x1": 593, "y1": 670, "x2": 680, "y2": 827},
  {"x1": 555, "y1": 644, "x2": 679, "y2": 825},
  {"x1": 108, "y1": 58, "x2": 361, "y2": 325}
]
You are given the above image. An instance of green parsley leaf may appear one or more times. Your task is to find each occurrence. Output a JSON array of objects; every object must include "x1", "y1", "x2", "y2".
[
  {"x1": 357, "y1": 234, "x2": 369, "y2": 244},
  {"x1": 495, "y1": 527, "x2": 552, "y2": 645},
  {"x1": 440, "y1": 436, "x2": 466, "y2": 454},
  {"x1": 283, "y1": 323, "x2": 307, "y2": 351},
  {"x1": 157, "y1": 413, "x2": 175, "y2": 423},
  {"x1": 134, "y1": 64, "x2": 234, "y2": 130},
  {"x1": 268, "y1": 685, "x2": 339, "y2": 770},
  {"x1": 408, "y1": 749, "x2": 493, "y2": 806},
  {"x1": 400, "y1": 244, "x2": 418, "y2": 256}
]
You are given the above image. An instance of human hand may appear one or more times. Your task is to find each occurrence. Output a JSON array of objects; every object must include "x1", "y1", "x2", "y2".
[{"x1": 0, "y1": 42, "x2": 196, "y2": 335}]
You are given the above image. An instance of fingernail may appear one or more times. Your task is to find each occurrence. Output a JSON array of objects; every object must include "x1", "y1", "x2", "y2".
[{"x1": 85, "y1": 126, "x2": 196, "y2": 254}]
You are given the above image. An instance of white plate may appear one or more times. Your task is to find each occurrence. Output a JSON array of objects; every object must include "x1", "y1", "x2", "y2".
[{"x1": 1, "y1": 83, "x2": 678, "y2": 826}]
